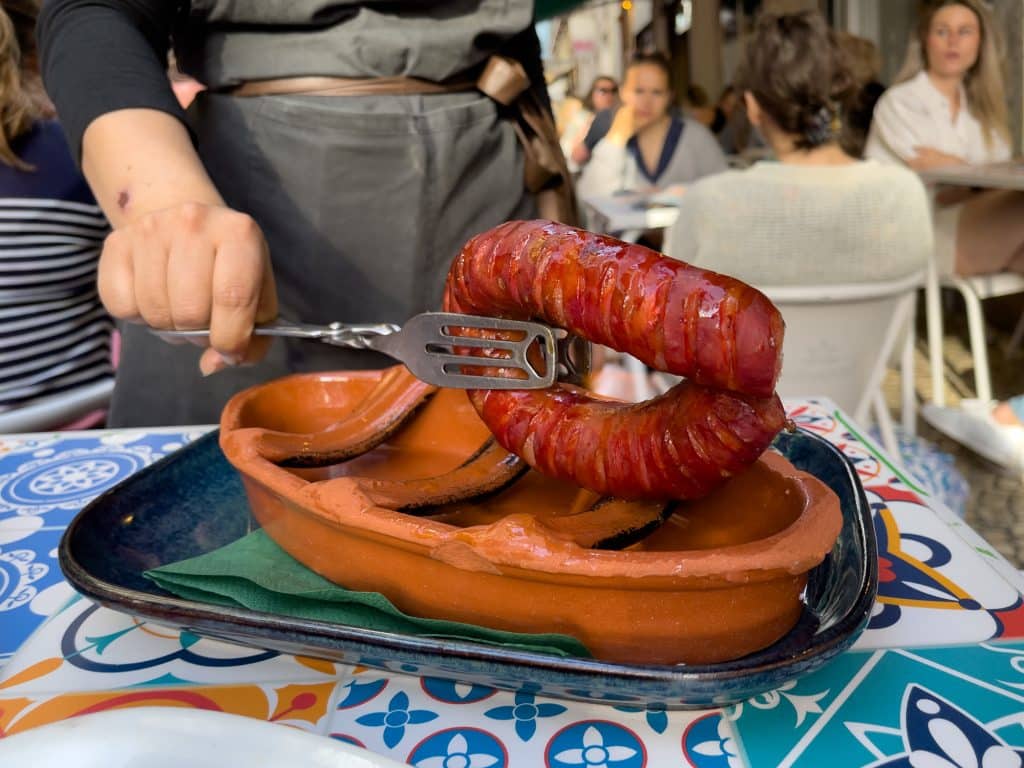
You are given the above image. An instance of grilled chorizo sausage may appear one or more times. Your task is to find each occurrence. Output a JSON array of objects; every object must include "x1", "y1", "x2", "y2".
[{"x1": 443, "y1": 220, "x2": 787, "y2": 500}]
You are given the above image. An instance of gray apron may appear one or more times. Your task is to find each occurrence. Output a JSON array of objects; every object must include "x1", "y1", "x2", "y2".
[{"x1": 109, "y1": 2, "x2": 537, "y2": 426}]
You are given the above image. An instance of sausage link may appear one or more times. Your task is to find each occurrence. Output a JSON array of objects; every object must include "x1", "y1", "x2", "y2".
[
  {"x1": 443, "y1": 220, "x2": 787, "y2": 500},
  {"x1": 444, "y1": 220, "x2": 784, "y2": 396}
]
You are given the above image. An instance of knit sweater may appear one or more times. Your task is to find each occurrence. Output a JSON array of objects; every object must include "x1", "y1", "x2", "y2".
[{"x1": 666, "y1": 160, "x2": 933, "y2": 287}]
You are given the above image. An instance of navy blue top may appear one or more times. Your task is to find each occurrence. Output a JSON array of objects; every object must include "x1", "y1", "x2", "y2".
[
  {"x1": 0, "y1": 120, "x2": 97, "y2": 204},
  {"x1": 627, "y1": 117, "x2": 685, "y2": 185}
]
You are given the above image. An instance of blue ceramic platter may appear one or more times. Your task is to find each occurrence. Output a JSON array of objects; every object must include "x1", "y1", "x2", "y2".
[{"x1": 59, "y1": 428, "x2": 877, "y2": 709}]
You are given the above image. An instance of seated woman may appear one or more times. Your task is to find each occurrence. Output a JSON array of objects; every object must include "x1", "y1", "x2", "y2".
[
  {"x1": 866, "y1": 0, "x2": 1022, "y2": 279},
  {"x1": 668, "y1": 11, "x2": 932, "y2": 287},
  {"x1": 0, "y1": 0, "x2": 111, "y2": 427},
  {"x1": 577, "y1": 52, "x2": 727, "y2": 206}
]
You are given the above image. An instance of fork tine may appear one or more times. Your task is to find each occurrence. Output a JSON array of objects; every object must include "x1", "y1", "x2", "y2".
[
  {"x1": 430, "y1": 334, "x2": 537, "y2": 351},
  {"x1": 426, "y1": 351, "x2": 547, "y2": 374}
]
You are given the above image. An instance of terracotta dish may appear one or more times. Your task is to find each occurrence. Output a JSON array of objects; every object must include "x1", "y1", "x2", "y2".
[{"x1": 220, "y1": 367, "x2": 843, "y2": 665}]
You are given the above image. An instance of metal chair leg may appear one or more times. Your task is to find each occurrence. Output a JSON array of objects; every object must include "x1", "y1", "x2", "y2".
[
  {"x1": 925, "y1": 256, "x2": 947, "y2": 406},
  {"x1": 947, "y1": 276, "x2": 993, "y2": 403},
  {"x1": 901, "y1": 296, "x2": 917, "y2": 436}
]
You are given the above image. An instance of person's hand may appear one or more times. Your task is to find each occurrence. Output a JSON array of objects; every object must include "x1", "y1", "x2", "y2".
[
  {"x1": 570, "y1": 142, "x2": 591, "y2": 166},
  {"x1": 98, "y1": 202, "x2": 279, "y2": 376},
  {"x1": 659, "y1": 184, "x2": 687, "y2": 198},
  {"x1": 907, "y1": 146, "x2": 966, "y2": 171},
  {"x1": 605, "y1": 106, "x2": 635, "y2": 147}
]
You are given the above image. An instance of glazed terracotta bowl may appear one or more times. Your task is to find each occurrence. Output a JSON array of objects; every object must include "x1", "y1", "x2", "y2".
[{"x1": 220, "y1": 368, "x2": 843, "y2": 665}]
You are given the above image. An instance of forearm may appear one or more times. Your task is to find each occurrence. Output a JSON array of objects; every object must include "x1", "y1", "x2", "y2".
[
  {"x1": 82, "y1": 109, "x2": 224, "y2": 227},
  {"x1": 87, "y1": 107, "x2": 277, "y2": 370}
]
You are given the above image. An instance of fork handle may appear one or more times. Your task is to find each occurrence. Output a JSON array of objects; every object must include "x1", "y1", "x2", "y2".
[{"x1": 152, "y1": 320, "x2": 399, "y2": 343}]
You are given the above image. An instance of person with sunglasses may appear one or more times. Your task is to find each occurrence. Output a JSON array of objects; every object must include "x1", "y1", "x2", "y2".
[{"x1": 562, "y1": 75, "x2": 618, "y2": 172}]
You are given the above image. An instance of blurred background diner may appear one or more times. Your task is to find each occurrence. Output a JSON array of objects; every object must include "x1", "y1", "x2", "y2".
[
  {"x1": 0, "y1": 0, "x2": 112, "y2": 433},
  {"x1": 540, "y1": 0, "x2": 1024, "y2": 561}
]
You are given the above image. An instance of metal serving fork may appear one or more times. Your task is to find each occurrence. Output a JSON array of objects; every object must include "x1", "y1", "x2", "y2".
[{"x1": 154, "y1": 311, "x2": 590, "y2": 390}]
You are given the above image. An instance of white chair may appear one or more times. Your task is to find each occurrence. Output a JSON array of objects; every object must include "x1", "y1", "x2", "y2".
[
  {"x1": 925, "y1": 267, "x2": 1024, "y2": 406},
  {"x1": 761, "y1": 271, "x2": 926, "y2": 459}
]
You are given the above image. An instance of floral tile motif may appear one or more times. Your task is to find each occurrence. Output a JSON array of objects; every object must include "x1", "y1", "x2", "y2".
[
  {"x1": 788, "y1": 400, "x2": 1024, "y2": 650},
  {"x1": 0, "y1": 430, "x2": 208, "y2": 529},
  {"x1": 0, "y1": 430, "x2": 207, "y2": 671},
  {"x1": 729, "y1": 642, "x2": 1024, "y2": 768},
  {"x1": 857, "y1": 489, "x2": 1023, "y2": 649},
  {"x1": 327, "y1": 668, "x2": 715, "y2": 767},
  {"x1": 0, "y1": 525, "x2": 75, "y2": 663},
  {"x1": 0, "y1": 597, "x2": 349, "y2": 694}
]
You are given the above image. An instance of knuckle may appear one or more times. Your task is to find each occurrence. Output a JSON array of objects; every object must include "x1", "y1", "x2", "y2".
[
  {"x1": 224, "y1": 212, "x2": 260, "y2": 242},
  {"x1": 139, "y1": 303, "x2": 173, "y2": 329},
  {"x1": 213, "y1": 280, "x2": 259, "y2": 311},
  {"x1": 178, "y1": 202, "x2": 206, "y2": 232},
  {"x1": 99, "y1": 290, "x2": 135, "y2": 319},
  {"x1": 170, "y1": 301, "x2": 211, "y2": 330},
  {"x1": 103, "y1": 229, "x2": 125, "y2": 252}
]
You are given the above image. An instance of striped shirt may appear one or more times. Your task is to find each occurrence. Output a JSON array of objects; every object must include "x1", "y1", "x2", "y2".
[{"x1": 0, "y1": 121, "x2": 112, "y2": 415}]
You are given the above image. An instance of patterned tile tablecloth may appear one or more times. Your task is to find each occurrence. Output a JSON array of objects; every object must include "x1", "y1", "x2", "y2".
[{"x1": 1, "y1": 400, "x2": 1023, "y2": 767}]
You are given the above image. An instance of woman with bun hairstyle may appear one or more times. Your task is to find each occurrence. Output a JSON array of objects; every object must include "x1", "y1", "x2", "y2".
[{"x1": 668, "y1": 10, "x2": 932, "y2": 290}]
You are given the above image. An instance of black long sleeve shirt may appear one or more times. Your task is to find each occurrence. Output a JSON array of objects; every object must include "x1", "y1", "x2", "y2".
[
  {"x1": 38, "y1": 0, "x2": 185, "y2": 161},
  {"x1": 38, "y1": 0, "x2": 538, "y2": 162}
]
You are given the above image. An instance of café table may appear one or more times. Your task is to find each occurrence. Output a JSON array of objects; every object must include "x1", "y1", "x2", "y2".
[
  {"x1": 918, "y1": 160, "x2": 1024, "y2": 191},
  {"x1": 581, "y1": 191, "x2": 682, "y2": 241},
  {"x1": 577, "y1": 193, "x2": 685, "y2": 399},
  {"x1": 1, "y1": 398, "x2": 1024, "y2": 767}
]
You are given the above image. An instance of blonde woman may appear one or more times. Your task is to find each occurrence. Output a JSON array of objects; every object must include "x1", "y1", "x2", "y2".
[
  {"x1": 0, "y1": 0, "x2": 111, "y2": 423},
  {"x1": 866, "y1": 0, "x2": 1022, "y2": 278}
]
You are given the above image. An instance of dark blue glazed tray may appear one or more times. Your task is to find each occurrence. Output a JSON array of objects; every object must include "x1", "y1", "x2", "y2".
[{"x1": 59, "y1": 428, "x2": 877, "y2": 709}]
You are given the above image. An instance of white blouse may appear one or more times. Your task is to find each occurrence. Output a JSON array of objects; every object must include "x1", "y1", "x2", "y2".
[{"x1": 865, "y1": 70, "x2": 1010, "y2": 165}]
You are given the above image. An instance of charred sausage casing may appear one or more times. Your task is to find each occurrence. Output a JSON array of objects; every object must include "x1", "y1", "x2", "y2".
[{"x1": 443, "y1": 220, "x2": 787, "y2": 500}]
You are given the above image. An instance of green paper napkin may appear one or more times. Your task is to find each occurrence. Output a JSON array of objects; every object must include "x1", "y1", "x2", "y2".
[{"x1": 145, "y1": 530, "x2": 590, "y2": 658}]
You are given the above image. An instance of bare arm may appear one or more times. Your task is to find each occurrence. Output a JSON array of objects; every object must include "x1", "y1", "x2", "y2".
[
  {"x1": 906, "y1": 146, "x2": 968, "y2": 172},
  {"x1": 39, "y1": 0, "x2": 276, "y2": 375},
  {"x1": 85, "y1": 109, "x2": 277, "y2": 375}
]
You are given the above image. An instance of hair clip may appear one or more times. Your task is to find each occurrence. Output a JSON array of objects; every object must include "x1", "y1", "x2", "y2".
[{"x1": 804, "y1": 105, "x2": 835, "y2": 146}]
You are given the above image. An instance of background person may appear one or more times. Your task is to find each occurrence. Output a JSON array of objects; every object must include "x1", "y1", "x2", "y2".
[
  {"x1": 576, "y1": 52, "x2": 727, "y2": 205},
  {"x1": 924, "y1": 396, "x2": 1024, "y2": 473},
  {"x1": 0, "y1": 0, "x2": 111, "y2": 425},
  {"x1": 668, "y1": 10, "x2": 932, "y2": 289},
  {"x1": 866, "y1": 0, "x2": 1024, "y2": 280},
  {"x1": 561, "y1": 75, "x2": 618, "y2": 173}
]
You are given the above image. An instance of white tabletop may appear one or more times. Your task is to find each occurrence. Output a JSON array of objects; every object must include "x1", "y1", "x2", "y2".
[
  {"x1": 581, "y1": 191, "x2": 682, "y2": 235},
  {"x1": 919, "y1": 160, "x2": 1024, "y2": 190}
]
